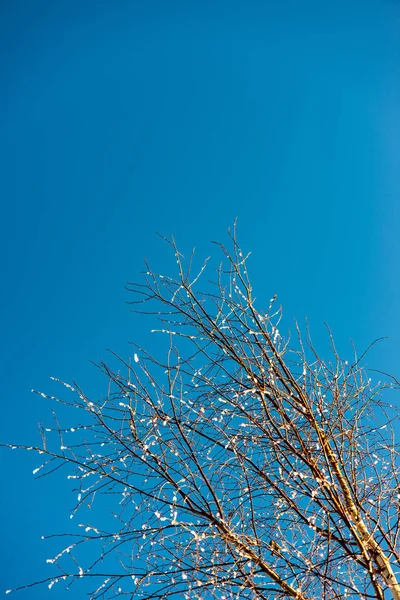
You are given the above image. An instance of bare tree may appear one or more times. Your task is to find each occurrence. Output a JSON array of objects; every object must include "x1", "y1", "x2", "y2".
[{"x1": 4, "y1": 229, "x2": 400, "y2": 599}]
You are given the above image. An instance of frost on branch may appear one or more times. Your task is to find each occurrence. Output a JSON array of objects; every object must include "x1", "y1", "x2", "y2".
[{"x1": 3, "y1": 229, "x2": 400, "y2": 600}]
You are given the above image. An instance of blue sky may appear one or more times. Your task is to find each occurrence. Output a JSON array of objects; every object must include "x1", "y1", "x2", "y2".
[{"x1": 1, "y1": 0, "x2": 399, "y2": 597}]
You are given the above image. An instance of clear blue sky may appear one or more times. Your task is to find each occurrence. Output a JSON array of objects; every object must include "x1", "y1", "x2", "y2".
[{"x1": 1, "y1": 1, "x2": 399, "y2": 598}]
